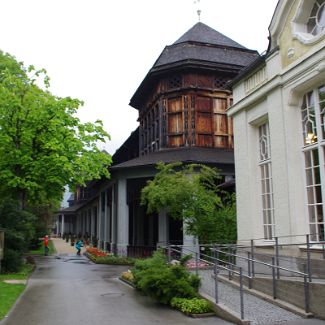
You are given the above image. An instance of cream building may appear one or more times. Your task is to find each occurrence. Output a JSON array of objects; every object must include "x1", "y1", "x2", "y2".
[{"x1": 228, "y1": 0, "x2": 325, "y2": 245}]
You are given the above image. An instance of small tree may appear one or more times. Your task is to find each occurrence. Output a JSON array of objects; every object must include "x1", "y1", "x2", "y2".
[{"x1": 141, "y1": 162, "x2": 236, "y2": 243}]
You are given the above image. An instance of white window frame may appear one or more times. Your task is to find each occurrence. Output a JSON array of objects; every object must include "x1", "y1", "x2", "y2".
[
  {"x1": 301, "y1": 85, "x2": 325, "y2": 241},
  {"x1": 258, "y1": 122, "x2": 275, "y2": 240},
  {"x1": 292, "y1": 0, "x2": 325, "y2": 45}
]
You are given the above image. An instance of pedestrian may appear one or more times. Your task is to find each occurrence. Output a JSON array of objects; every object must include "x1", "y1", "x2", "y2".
[
  {"x1": 44, "y1": 235, "x2": 49, "y2": 256},
  {"x1": 75, "y1": 238, "x2": 83, "y2": 256}
]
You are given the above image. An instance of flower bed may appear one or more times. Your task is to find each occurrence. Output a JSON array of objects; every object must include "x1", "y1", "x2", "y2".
[
  {"x1": 185, "y1": 259, "x2": 210, "y2": 270},
  {"x1": 86, "y1": 248, "x2": 135, "y2": 265},
  {"x1": 86, "y1": 247, "x2": 109, "y2": 257}
]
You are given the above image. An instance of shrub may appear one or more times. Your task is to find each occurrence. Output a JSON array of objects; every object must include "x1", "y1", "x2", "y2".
[
  {"x1": 121, "y1": 271, "x2": 134, "y2": 282},
  {"x1": 132, "y1": 250, "x2": 200, "y2": 305},
  {"x1": 28, "y1": 238, "x2": 42, "y2": 250},
  {"x1": 2, "y1": 248, "x2": 23, "y2": 273},
  {"x1": 170, "y1": 297, "x2": 214, "y2": 314},
  {"x1": 92, "y1": 255, "x2": 135, "y2": 265}
]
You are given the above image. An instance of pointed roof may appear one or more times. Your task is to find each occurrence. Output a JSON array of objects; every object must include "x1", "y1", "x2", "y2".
[
  {"x1": 130, "y1": 22, "x2": 259, "y2": 109},
  {"x1": 173, "y1": 22, "x2": 246, "y2": 49}
]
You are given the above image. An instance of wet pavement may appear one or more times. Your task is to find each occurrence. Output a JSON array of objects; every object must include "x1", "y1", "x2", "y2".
[
  {"x1": 0, "y1": 253, "x2": 233, "y2": 325},
  {"x1": 2, "y1": 237, "x2": 325, "y2": 325}
]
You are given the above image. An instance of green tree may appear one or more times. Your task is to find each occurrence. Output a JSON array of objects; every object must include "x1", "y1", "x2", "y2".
[
  {"x1": 0, "y1": 51, "x2": 112, "y2": 208},
  {"x1": 0, "y1": 50, "x2": 113, "y2": 272},
  {"x1": 141, "y1": 162, "x2": 236, "y2": 243},
  {"x1": 195, "y1": 192, "x2": 237, "y2": 243}
]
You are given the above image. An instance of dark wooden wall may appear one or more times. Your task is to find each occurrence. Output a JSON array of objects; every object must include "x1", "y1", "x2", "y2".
[{"x1": 139, "y1": 72, "x2": 234, "y2": 155}]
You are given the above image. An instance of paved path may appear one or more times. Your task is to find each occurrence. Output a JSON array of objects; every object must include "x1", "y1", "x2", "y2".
[
  {"x1": 0, "y1": 249, "x2": 232, "y2": 325},
  {"x1": 197, "y1": 269, "x2": 325, "y2": 325},
  {"x1": 51, "y1": 237, "x2": 87, "y2": 255}
]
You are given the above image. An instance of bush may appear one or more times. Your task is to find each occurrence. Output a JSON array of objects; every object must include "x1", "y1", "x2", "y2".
[
  {"x1": 170, "y1": 297, "x2": 214, "y2": 314},
  {"x1": 2, "y1": 248, "x2": 23, "y2": 273},
  {"x1": 121, "y1": 271, "x2": 134, "y2": 282},
  {"x1": 28, "y1": 238, "x2": 42, "y2": 250},
  {"x1": 90, "y1": 255, "x2": 135, "y2": 265},
  {"x1": 132, "y1": 250, "x2": 200, "y2": 305}
]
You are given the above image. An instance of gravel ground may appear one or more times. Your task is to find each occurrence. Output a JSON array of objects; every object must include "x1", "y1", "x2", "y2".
[{"x1": 196, "y1": 269, "x2": 303, "y2": 324}]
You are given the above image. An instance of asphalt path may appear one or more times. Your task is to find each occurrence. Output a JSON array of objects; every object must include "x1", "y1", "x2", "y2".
[{"x1": 0, "y1": 254, "x2": 233, "y2": 325}]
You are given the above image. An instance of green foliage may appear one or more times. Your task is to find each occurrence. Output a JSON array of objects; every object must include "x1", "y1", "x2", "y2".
[
  {"x1": 0, "y1": 282, "x2": 26, "y2": 320},
  {"x1": 0, "y1": 50, "x2": 112, "y2": 207},
  {"x1": 170, "y1": 297, "x2": 213, "y2": 314},
  {"x1": 0, "y1": 261, "x2": 34, "y2": 320},
  {"x1": 191, "y1": 192, "x2": 237, "y2": 243},
  {"x1": 141, "y1": 162, "x2": 237, "y2": 243},
  {"x1": 1, "y1": 248, "x2": 23, "y2": 273},
  {"x1": 141, "y1": 162, "x2": 221, "y2": 222},
  {"x1": 0, "y1": 50, "x2": 112, "y2": 273},
  {"x1": 87, "y1": 254, "x2": 135, "y2": 265},
  {"x1": 132, "y1": 250, "x2": 200, "y2": 305},
  {"x1": 0, "y1": 262, "x2": 34, "y2": 280},
  {"x1": 0, "y1": 200, "x2": 38, "y2": 272}
]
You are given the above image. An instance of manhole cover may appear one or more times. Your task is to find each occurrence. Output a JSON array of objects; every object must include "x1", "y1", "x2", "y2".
[
  {"x1": 100, "y1": 292, "x2": 125, "y2": 298},
  {"x1": 71, "y1": 260, "x2": 91, "y2": 264},
  {"x1": 63, "y1": 258, "x2": 90, "y2": 264}
]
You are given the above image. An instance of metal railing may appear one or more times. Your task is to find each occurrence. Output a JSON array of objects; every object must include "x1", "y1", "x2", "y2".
[
  {"x1": 163, "y1": 242, "x2": 312, "y2": 320},
  {"x1": 201, "y1": 234, "x2": 325, "y2": 281},
  {"x1": 165, "y1": 245, "x2": 248, "y2": 320},
  {"x1": 210, "y1": 246, "x2": 311, "y2": 313}
]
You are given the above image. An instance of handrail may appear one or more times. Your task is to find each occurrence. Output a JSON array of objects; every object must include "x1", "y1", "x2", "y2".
[
  {"x1": 169, "y1": 244, "x2": 309, "y2": 278},
  {"x1": 210, "y1": 247, "x2": 309, "y2": 278},
  {"x1": 164, "y1": 244, "x2": 310, "y2": 314}
]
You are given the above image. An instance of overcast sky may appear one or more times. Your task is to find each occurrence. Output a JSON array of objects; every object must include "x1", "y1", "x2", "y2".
[{"x1": 0, "y1": 0, "x2": 278, "y2": 154}]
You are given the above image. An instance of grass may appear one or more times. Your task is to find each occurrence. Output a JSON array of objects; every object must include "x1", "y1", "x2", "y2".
[
  {"x1": 28, "y1": 239, "x2": 56, "y2": 255},
  {"x1": 0, "y1": 262, "x2": 34, "y2": 320},
  {"x1": 0, "y1": 237, "x2": 54, "y2": 320},
  {"x1": 0, "y1": 282, "x2": 26, "y2": 319}
]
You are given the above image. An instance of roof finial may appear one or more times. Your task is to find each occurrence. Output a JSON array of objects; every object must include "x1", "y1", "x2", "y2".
[{"x1": 194, "y1": 0, "x2": 202, "y2": 22}]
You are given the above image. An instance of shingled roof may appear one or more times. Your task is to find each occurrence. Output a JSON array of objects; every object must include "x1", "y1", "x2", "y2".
[
  {"x1": 173, "y1": 22, "x2": 247, "y2": 49},
  {"x1": 130, "y1": 22, "x2": 259, "y2": 109},
  {"x1": 152, "y1": 22, "x2": 258, "y2": 71},
  {"x1": 110, "y1": 147, "x2": 234, "y2": 170}
]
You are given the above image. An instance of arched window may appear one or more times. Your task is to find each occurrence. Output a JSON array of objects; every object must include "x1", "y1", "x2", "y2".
[
  {"x1": 292, "y1": 0, "x2": 325, "y2": 44},
  {"x1": 307, "y1": 0, "x2": 325, "y2": 36}
]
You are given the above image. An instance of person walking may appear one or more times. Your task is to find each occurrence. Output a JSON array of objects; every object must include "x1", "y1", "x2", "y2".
[
  {"x1": 75, "y1": 238, "x2": 83, "y2": 256},
  {"x1": 44, "y1": 235, "x2": 49, "y2": 256}
]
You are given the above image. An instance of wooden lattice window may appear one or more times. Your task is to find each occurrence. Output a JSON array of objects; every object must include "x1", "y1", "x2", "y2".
[
  {"x1": 214, "y1": 76, "x2": 230, "y2": 89},
  {"x1": 168, "y1": 75, "x2": 182, "y2": 89}
]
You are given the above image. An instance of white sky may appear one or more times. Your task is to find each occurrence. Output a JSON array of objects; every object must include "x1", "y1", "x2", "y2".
[{"x1": 0, "y1": 0, "x2": 278, "y2": 155}]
